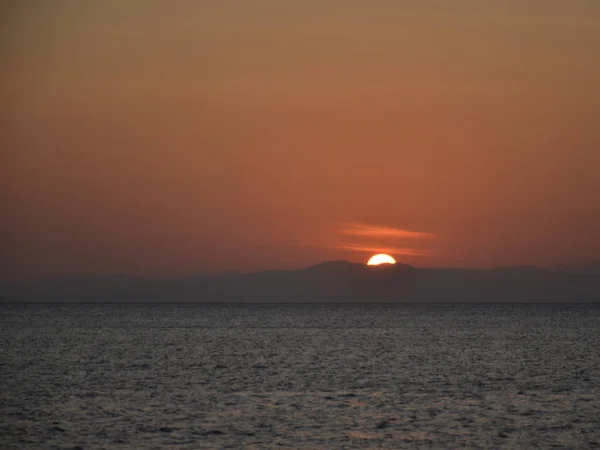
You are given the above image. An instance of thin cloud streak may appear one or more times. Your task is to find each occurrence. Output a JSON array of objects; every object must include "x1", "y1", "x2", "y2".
[
  {"x1": 337, "y1": 244, "x2": 430, "y2": 257},
  {"x1": 338, "y1": 223, "x2": 438, "y2": 240}
]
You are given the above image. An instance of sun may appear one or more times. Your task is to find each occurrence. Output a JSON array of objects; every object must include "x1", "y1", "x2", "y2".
[{"x1": 367, "y1": 254, "x2": 397, "y2": 266}]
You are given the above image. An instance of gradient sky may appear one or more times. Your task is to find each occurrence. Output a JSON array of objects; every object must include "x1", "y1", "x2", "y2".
[{"x1": 2, "y1": 1, "x2": 600, "y2": 279}]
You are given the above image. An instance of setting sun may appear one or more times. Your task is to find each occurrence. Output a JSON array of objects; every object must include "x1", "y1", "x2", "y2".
[{"x1": 367, "y1": 254, "x2": 397, "y2": 266}]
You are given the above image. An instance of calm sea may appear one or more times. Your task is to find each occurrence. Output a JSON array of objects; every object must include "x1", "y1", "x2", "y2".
[{"x1": 2, "y1": 303, "x2": 600, "y2": 449}]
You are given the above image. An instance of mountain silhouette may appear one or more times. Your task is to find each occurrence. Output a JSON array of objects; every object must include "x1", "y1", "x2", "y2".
[
  {"x1": 3, "y1": 261, "x2": 600, "y2": 303},
  {"x1": 557, "y1": 260, "x2": 600, "y2": 274}
]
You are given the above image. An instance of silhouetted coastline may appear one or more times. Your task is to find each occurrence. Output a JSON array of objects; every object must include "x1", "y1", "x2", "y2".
[{"x1": 4, "y1": 261, "x2": 600, "y2": 303}]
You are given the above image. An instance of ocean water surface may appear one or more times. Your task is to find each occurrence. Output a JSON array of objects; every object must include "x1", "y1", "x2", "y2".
[{"x1": 1, "y1": 303, "x2": 600, "y2": 449}]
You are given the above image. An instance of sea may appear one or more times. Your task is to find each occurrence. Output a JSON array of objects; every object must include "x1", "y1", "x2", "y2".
[{"x1": 1, "y1": 303, "x2": 600, "y2": 449}]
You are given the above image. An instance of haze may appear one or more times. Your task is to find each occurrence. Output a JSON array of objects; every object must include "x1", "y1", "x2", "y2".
[{"x1": 2, "y1": 1, "x2": 600, "y2": 280}]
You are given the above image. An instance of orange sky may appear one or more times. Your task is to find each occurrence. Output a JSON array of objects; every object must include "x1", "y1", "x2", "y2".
[{"x1": 2, "y1": 1, "x2": 600, "y2": 279}]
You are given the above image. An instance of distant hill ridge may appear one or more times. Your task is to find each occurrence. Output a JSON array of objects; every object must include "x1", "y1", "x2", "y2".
[{"x1": 2, "y1": 260, "x2": 600, "y2": 303}]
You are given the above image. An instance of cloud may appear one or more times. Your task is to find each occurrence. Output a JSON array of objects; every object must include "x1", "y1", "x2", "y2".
[
  {"x1": 338, "y1": 223, "x2": 438, "y2": 240},
  {"x1": 335, "y1": 223, "x2": 438, "y2": 257},
  {"x1": 337, "y1": 244, "x2": 430, "y2": 256}
]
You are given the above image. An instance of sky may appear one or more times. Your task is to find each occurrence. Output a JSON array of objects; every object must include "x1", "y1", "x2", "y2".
[{"x1": 2, "y1": 0, "x2": 600, "y2": 279}]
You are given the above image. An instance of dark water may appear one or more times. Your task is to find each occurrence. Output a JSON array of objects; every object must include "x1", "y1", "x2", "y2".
[{"x1": 2, "y1": 303, "x2": 600, "y2": 449}]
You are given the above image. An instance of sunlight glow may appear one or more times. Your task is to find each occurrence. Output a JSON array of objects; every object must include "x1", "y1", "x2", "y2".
[{"x1": 367, "y1": 254, "x2": 397, "y2": 266}]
